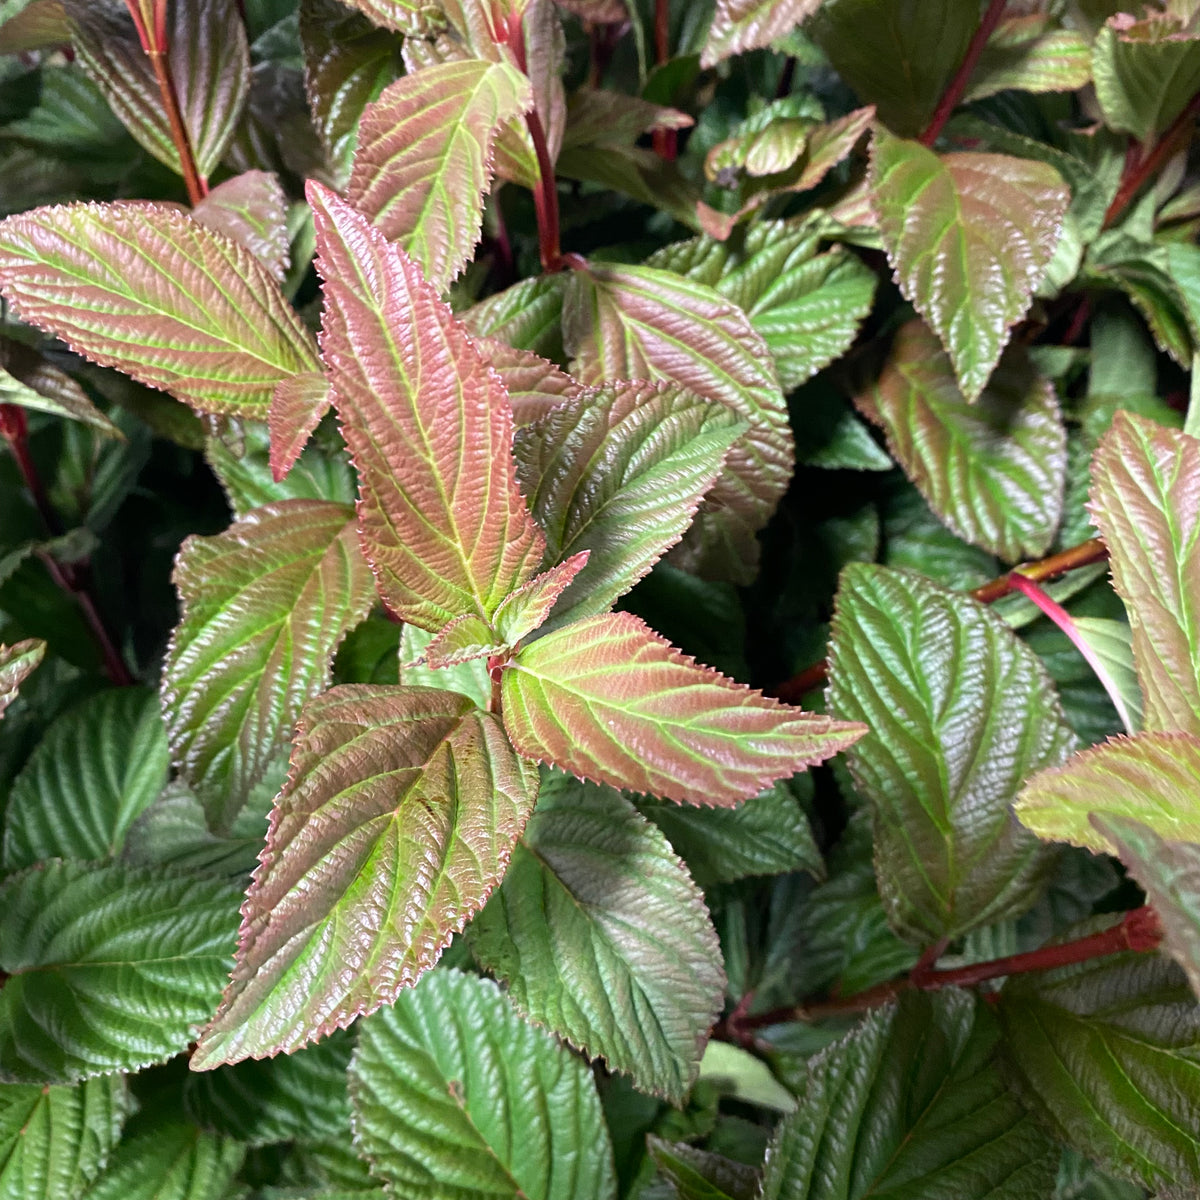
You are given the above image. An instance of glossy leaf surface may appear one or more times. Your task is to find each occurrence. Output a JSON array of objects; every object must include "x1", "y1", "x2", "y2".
[
  {"x1": 700, "y1": 0, "x2": 822, "y2": 67},
  {"x1": 80, "y1": 1125, "x2": 244, "y2": 1200},
  {"x1": 191, "y1": 170, "x2": 289, "y2": 283},
  {"x1": 0, "y1": 638, "x2": 43, "y2": 720}
]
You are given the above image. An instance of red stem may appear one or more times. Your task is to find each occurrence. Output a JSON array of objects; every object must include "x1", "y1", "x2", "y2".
[
  {"x1": 919, "y1": 0, "x2": 1008, "y2": 147},
  {"x1": 651, "y1": 0, "x2": 676, "y2": 160}
]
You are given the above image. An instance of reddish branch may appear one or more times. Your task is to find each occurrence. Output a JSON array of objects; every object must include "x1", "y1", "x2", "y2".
[
  {"x1": 772, "y1": 537, "x2": 1110, "y2": 702},
  {"x1": 919, "y1": 0, "x2": 1008, "y2": 148},
  {"x1": 651, "y1": 0, "x2": 676, "y2": 161}
]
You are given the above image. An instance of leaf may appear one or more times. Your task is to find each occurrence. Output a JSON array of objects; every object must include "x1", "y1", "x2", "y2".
[
  {"x1": 700, "y1": 0, "x2": 821, "y2": 68},
  {"x1": 870, "y1": 130, "x2": 1070, "y2": 401},
  {"x1": 760, "y1": 990, "x2": 1057, "y2": 1199},
  {"x1": 1089, "y1": 414, "x2": 1200, "y2": 734},
  {"x1": 399, "y1": 624, "x2": 491, "y2": 710},
  {"x1": 347, "y1": 58, "x2": 532, "y2": 292},
  {"x1": 561, "y1": 88, "x2": 692, "y2": 151},
  {"x1": 856, "y1": 320, "x2": 1067, "y2": 561},
  {"x1": 0, "y1": 859, "x2": 239, "y2": 1084},
  {"x1": 0, "y1": 637, "x2": 43, "y2": 720},
  {"x1": 0, "y1": 1076, "x2": 129, "y2": 1200},
  {"x1": 191, "y1": 170, "x2": 289, "y2": 283},
  {"x1": 966, "y1": 18, "x2": 1092, "y2": 103},
  {"x1": 80, "y1": 1125, "x2": 244, "y2": 1200},
  {"x1": 348, "y1": 968, "x2": 617, "y2": 1200},
  {"x1": 998, "y1": 950, "x2": 1200, "y2": 1193},
  {"x1": 647, "y1": 1138, "x2": 758, "y2": 1200},
  {"x1": 309, "y1": 182, "x2": 545, "y2": 632},
  {"x1": 827, "y1": 564, "x2": 1076, "y2": 943},
  {"x1": 475, "y1": 338, "x2": 580, "y2": 426},
  {"x1": 489, "y1": 552, "x2": 589, "y2": 644},
  {"x1": 191, "y1": 685, "x2": 538, "y2": 1068},
  {"x1": 1071, "y1": 616, "x2": 1144, "y2": 734},
  {"x1": 65, "y1": 0, "x2": 250, "y2": 179},
  {"x1": 460, "y1": 271, "x2": 566, "y2": 359},
  {"x1": 0, "y1": 338, "x2": 122, "y2": 438},
  {"x1": 501, "y1": 611, "x2": 865, "y2": 806},
  {"x1": 0, "y1": 201, "x2": 321, "y2": 418},
  {"x1": 335, "y1": 0, "x2": 443, "y2": 34},
  {"x1": 514, "y1": 381, "x2": 743, "y2": 629},
  {"x1": 163, "y1": 499, "x2": 376, "y2": 834},
  {"x1": 698, "y1": 1041, "x2": 796, "y2": 1113},
  {"x1": 2, "y1": 688, "x2": 169, "y2": 870},
  {"x1": 469, "y1": 774, "x2": 725, "y2": 1103},
  {"x1": 268, "y1": 370, "x2": 331, "y2": 482},
  {"x1": 563, "y1": 262, "x2": 791, "y2": 583}
]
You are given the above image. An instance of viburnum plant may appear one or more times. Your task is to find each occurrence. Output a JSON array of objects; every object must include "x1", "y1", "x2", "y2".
[{"x1": 3, "y1": 0, "x2": 1200, "y2": 1196}]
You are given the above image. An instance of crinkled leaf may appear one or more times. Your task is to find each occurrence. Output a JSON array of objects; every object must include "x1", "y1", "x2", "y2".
[
  {"x1": 647, "y1": 1137, "x2": 757, "y2": 1200},
  {"x1": 761, "y1": 990, "x2": 1057, "y2": 1199},
  {"x1": 998, "y1": 951, "x2": 1200, "y2": 1193},
  {"x1": 706, "y1": 95, "x2": 820, "y2": 181},
  {"x1": 309, "y1": 183, "x2": 545, "y2": 631},
  {"x1": 828, "y1": 564, "x2": 1076, "y2": 943},
  {"x1": 336, "y1": 0, "x2": 442, "y2": 34},
  {"x1": 0, "y1": 859, "x2": 239, "y2": 1084},
  {"x1": 501, "y1": 611, "x2": 865, "y2": 806},
  {"x1": 0, "y1": 638, "x2": 43, "y2": 720},
  {"x1": 700, "y1": 0, "x2": 820, "y2": 67},
  {"x1": 461, "y1": 271, "x2": 566, "y2": 359},
  {"x1": 966, "y1": 18, "x2": 1092, "y2": 103},
  {"x1": 1089, "y1": 414, "x2": 1200, "y2": 734},
  {"x1": 563, "y1": 262, "x2": 791, "y2": 583},
  {"x1": 3, "y1": 688, "x2": 169, "y2": 870},
  {"x1": 192, "y1": 685, "x2": 538, "y2": 1068},
  {"x1": 0, "y1": 1076, "x2": 128, "y2": 1200},
  {"x1": 80, "y1": 1124, "x2": 244, "y2": 1200},
  {"x1": 192, "y1": 170, "x2": 289, "y2": 283},
  {"x1": 0, "y1": 340, "x2": 121, "y2": 438},
  {"x1": 348, "y1": 59, "x2": 531, "y2": 292},
  {"x1": 470, "y1": 774, "x2": 725, "y2": 1102},
  {"x1": 268, "y1": 370, "x2": 331, "y2": 482},
  {"x1": 399, "y1": 624, "x2": 491, "y2": 710},
  {"x1": 164, "y1": 499, "x2": 375, "y2": 834},
  {"x1": 0, "y1": 202, "x2": 321, "y2": 418},
  {"x1": 857, "y1": 320, "x2": 1067, "y2": 561},
  {"x1": 871, "y1": 130, "x2": 1070, "y2": 402},
  {"x1": 515, "y1": 381, "x2": 742, "y2": 629},
  {"x1": 474, "y1": 338, "x2": 580, "y2": 426},
  {"x1": 561, "y1": 87, "x2": 692, "y2": 151},
  {"x1": 349, "y1": 968, "x2": 617, "y2": 1200}
]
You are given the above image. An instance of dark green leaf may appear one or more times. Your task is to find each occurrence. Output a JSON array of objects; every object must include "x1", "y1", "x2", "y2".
[{"x1": 81, "y1": 1124, "x2": 244, "y2": 1200}]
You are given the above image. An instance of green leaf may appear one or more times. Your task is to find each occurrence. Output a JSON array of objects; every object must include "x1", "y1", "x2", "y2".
[
  {"x1": 191, "y1": 170, "x2": 290, "y2": 284},
  {"x1": 761, "y1": 990, "x2": 1057, "y2": 1199},
  {"x1": 647, "y1": 1137, "x2": 757, "y2": 1200},
  {"x1": 870, "y1": 130, "x2": 1070, "y2": 402},
  {"x1": 64, "y1": 0, "x2": 250, "y2": 179},
  {"x1": 309, "y1": 182, "x2": 545, "y2": 632},
  {"x1": 998, "y1": 950, "x2": 1200, "y2": 1193},
  {"x1": 0, "y1": 1076, "x2": 129, "y2": 1200},
  {"x1": 1071, "y1": 616, "x2": 1144, "y2": 734},
  {"x1": 349, "y1": 968, "x2": 617, "y2": 1200},
  {"x1": 856, "y1": 320, "x2": 1067, "y2": 561},
  {"x1": 0, "y1": 637, "x2": 42, "y2": 720},
  {"x1": 0, "y1": 339, "x2": 122, "y2": 438},
  {"x1": 348, "y1": 58, "x2": 532, "y2": 293},
  {"x1": 514, "y1": 380, "x2": 743, "y2": 629},
  {"x1": 1089, "y1": 414, "x2": 1200, "y2": 734},
  {"x1": 399, "y1": 624, "x2": 491, "y2": 710},
  {"x1": 965, "y1": 18, "x2": 1092, "y2": 103},
  {"x1": 81, "y1": 1124, "x2": 244, "y2": 1200},
  {"x1": 501, "y1": 612, "x2": 865, "y2": 805},
  {"x1": 0, "y1": 202, "x2": 321, "y2": 418},
  {"x1": 191, "y1": 684, "x2": 538, "y2": 1068},
  {"x1": 163, "y1": 499, "x2": 376, "y2": 834},
  {"x1": 700, "y1": 0, "x2": 820, "y2": 67},
  {"x1": 3, "y1": 688, "x2": 169, "y2": 870},
  {"x1": 828, "y1": 564, "x2": 1076, "y2": 943},
  {"x1": 469, "y1": 774, "x2": 725, "y2": 1103},
  {"x1": 333, "y1": 0, "x2": 442, "y2": 34},
  {"x1": 0, "y1": 859, "x2": 239, "y2": 1083},
  {"x1": 697, "y1": 1040, "x2": 796, "y2": 1113},
  {"x1": 563, "y1": 262, "x2": 791, "y2": 583}
]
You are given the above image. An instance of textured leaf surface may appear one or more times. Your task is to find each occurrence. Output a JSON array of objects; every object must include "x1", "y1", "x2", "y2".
[
  {"x1": 0, "y1": 202, "x2": 321, "y2": 417},
  {"x1": 998, "y1": 951, "x2": 1200, "y2": 1192},
  {"x1": 857, "y1": 320, "x2": 1066, "y2": 561},
  {"x1": 515, "y1": 381, "x2": 742, "y2": 629},
  {"x1": 163, "y1": 499, "x2": 376, "y2": 834},
  {"x1": 966, "y1": 19, "x2": 1091, "y2": 103},
  {"x1": 0, "y1": 1076, "x2": 128, "y2": 1200},
  {"x1": 0, "y1": 860, "x2": 239, "y2": 1083},
  {"x1": 0, "y1": 343, "x2": 121, "y2": 437},
  {"x1": 871, "y1": 130, "x2": 1069, "y2": 402},
  {"x1": 700, "y1": 0, "x2": 822, "y2": 68},
  {"x1": 268, "y1": 370, "x2": 331, "y2": 482},
  {"x1": 349, "y1": 968, "x2": 617, "y2": 1200},
  {"x1": 192, "y1": 685, "x2": 538, "y2": 1068},
  {"x1": 563, "y1": 262, "x2": 791, "y2": 583},
  {"x1": 469, "y1": 774, "x2": 724, "y2": 1102},
  {"x1": 0, "y1": 638, "x2": 43, "y2": 720},
  {"x1": 1089, "y1": 414, "x2": 1200, "y2": 734},
  {"x1": 761, "y1": 990, "x2": 1057, "y2": 1199},
  {"x1": 309, "y1": 183, "x2": 544, "y2": 631},
  {"x1": 501, "y1": 612, "x2": 864, "y2": 805},
  {"x1": 648, "y1": 1138, "x2": 757, "y2": 1200},
  {"x1": 81, "y1": 1124, "x2": 244, "y2": 1200},
  {"x1": 336, "y1": 0, "x2": 440, "y2": 33},
  {"x1": 475, "y1": 338, "x2": 580, "y2": 426},
  {"x1": 191, "y1": 171, "x2": 289, "y2": 283},
  {"x1": 490, "y1": 554, "x2": 589, "y2": 646},
  {"x1": 3, "y1": 688, "x2": 169, "y2": 870},
  {"x1": 399, "y1": 625, "x2": 491, "y2": 710},
  {"x1": 828, "y1": 565, "x2": 1075, "y2": 943},
  {"x1": 348, "y1": 58, "x2": 532, "y2": 292}
]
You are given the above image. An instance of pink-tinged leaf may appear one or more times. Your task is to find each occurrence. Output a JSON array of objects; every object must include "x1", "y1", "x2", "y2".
[
  {"x1": 269, "y1": 372, "x2": 331, "y2": 482},
  {"x1": 0, "y1": 639, "x2": 44, "y2": 721},
  {"x1": 1089, "y1": 414, "x2": 1200, "y2": 735},
  {"x1": 792, "y1": 105, "x2": 875, "y2": 194},
  {"x1": 965, "y1": 18, "x2": 1091, "y2": 104},
  {"x1": 309, "y1": 183, "x2": 545, "y2": 632},
  {"x1": 0, "y1": 202, "x2": 321, "y2": 418},
  {"x1": 423, "y1": 614, "x2": 506, "y2": 668},
  {"x1": 700, "y1": 0, "x2": 822, "y2": 68},
  {"x1": 163, "y1": 499, "x2": 377, "y2": 834},
  {"x1": 461, "y1": 271, "x2": 567, "y2": 359},
  {"x1": 192, "y1": 171, "x2": 289, "y2": 283},
  {"x1": 335, "y1": 0, "x2": 444, "y2": 34},
  {"x1": 0, "y1": 337, "x2": 122, "y2": 438},
  {"x1": 347, "y1": 58, "x2": 533, "y2": 291},
  {"x1": 562, "y1": 88, "x2": 693, "y2": 152},
  {"x1": 493, "y1": 551, "x2": 590, "y2": 643},
  {"x1": 563, "y1": 262, "x2": 792, "y2": 584},
  {"x1": 475, "y1": 337, "x2": 582, "y2": 426},
  {"x1": 0, "y1": 0, "x2": 69, "y2": 55},
  {"x1": 65, "y1": 0, "x2": 249, "y2": 179},
  {"x1": 500, "y1": 612, "x2": 865, "y2": 805},
  {"x1": 190, "y1": 684, "x2": 539, "y2": 1068},
  {"x1": 870, "y1": 129, "x2": 1070, "y2": 402}
]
